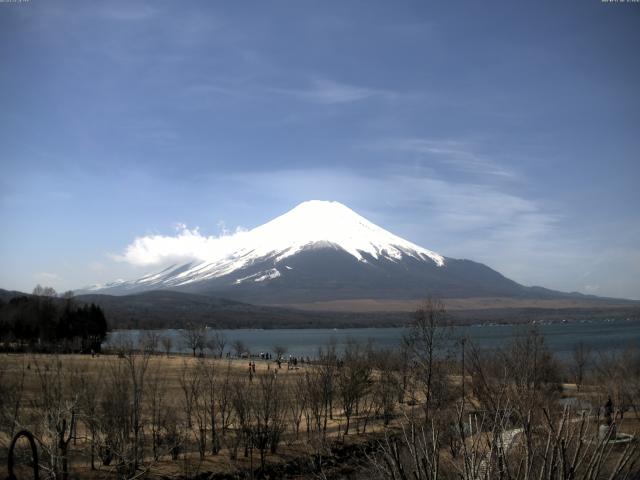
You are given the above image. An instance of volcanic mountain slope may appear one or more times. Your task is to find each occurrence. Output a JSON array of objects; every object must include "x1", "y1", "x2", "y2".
[{"x1": 82, "y1": 200, "x2": 596, "y2": 305}]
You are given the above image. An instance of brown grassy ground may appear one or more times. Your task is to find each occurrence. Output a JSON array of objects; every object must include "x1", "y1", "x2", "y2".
[
  {"x1": 2, "y1": 353, "x2": 638, "y2": 479},
  {"x1": 0, "y1": 353, "x2": 387, "y2": 479}
]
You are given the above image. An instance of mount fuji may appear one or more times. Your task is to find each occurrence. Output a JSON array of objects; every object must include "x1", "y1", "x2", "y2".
[{"x1": 82, "y1": 200, "x2": 587, "y2": 305}]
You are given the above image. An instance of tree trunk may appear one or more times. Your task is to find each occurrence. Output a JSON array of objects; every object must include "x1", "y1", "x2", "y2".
[
  {"x1": 90, "y1": 432, "x2": 96, "y2": 470},
  {"x1": 61, "y1": 444, "x2": 69, "y2": 480},
  {"x1": 211, "y1": 403, "x2": 218, "y2": 454}
]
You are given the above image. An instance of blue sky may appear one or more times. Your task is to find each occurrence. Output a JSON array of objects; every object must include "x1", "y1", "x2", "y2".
[{"x1": 1, "y1": 1, "x2": 639, "y2": 299}]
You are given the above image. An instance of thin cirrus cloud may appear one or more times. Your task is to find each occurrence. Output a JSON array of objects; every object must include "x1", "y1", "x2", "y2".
[
  {"x1": 94, "y1": 4, "x2": 158, "y2": 22},
  {"x1": 226, "y1": 166, "x2": 548, "y2": 233},
  {"x1": 184, "y1": 77, "x2": 395, "y2": 106},
  {"x1": 270, "y1": 78, "x2": 395, "y2": 104},
  {"x1": 34, "y1": 272, "x2": 62, "y2": 283},
  {"x1": 365, "y1": 138, "x2": 517, "y2": 179}
]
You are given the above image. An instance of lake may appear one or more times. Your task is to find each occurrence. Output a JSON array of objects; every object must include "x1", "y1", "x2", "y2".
[{"x1": 104, "y1": 318, "x2": 640, "y2": 359}]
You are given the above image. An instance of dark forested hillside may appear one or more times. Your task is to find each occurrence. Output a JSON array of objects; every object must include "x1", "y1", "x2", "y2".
[{"x1": 73, "y1": 290, "x2": 401, "y2": 329}]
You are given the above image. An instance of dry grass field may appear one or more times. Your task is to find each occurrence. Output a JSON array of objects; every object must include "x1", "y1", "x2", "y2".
[{"x1": 0, "y1": 351, "x2": 396, "y2": 479}]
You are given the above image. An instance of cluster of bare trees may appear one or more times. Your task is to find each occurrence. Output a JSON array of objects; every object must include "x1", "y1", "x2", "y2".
[
  {"x1": 0, "y1": 344, "x2": 395, "y2": 479},
  {"x1": 133, "y1": 325, "x2": 227, "y2": 359},
  {"x1": 177, "y1": 324, "x2": 227, "y2": 358},
  {"x1": 0, "y1": 352, "x2": 219, "y2": 478},
  {"x1": 370, "y1": 299, "x2": 640, "y2": 480},
  {"x1": 584, "y1": 347, "x2": 640, "y2": 423},
  {"x1": 0, "y1": 338, "x2": 418, "y2": 479}
]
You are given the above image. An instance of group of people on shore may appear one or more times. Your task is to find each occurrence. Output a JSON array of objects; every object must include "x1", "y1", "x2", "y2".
[{"x1": 246, "y1": 353, "x2": 310, "y2": 381}]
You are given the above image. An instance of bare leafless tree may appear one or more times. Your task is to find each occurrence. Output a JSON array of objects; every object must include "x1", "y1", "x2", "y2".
[
  {"x1": 124, "y1": 348, "x2": 150, "y2": 473},
  {"x1": 180, "y1": 323, "x2": 206, "y2": 357},
  {"x1": 98, "y1": 357, "x2": 132, "y2": 471},
  {"x1": 160, "y1": 335, "x2": 173, "y2": 357},
  {"x1": 97, "y1": 345, "x2": 152, "y2": 479},
  {"x1": 371, "y1": 386, "x2": 640, "y2": 480},
  {"x1": 232, "y1": 339, "x2": 248, "y2": 357},
  {"x1": 146, "y1": 363, "x2": 171, "y2": 461},
  {"x1": 252, "y1": 373, "x2": 286, "y2": 471},
  {"x1": 405, "y1": 297, "x2": 453, "y2": 422},
  {"x1": 216, "y1": 361, "x2": 234, "y2": 438},
  {"x1": 32, "y1": 284, "x2": 57, "y2": 297},
  {"x1": 76, "y1": 362, "x2": 104, "y2": 470},
  {"x1": 571, "y1": 341, "x2": 592, "y2": 392},
  {"x1": 206, "y1": 330, "x2": 227, "y2": 358},
  {"x1": 302, "y1": 364, "x2": 335, "y2": 473},
  {"x1": 337, "y1": 341, "x2": 372, "y2": 436},
  {"x1": 139, "y1": 331, "x2": 160, "y2": 355},
  {"x1": 593, "y1": 348, "x2": 636, "y2": 421},
  {"x1": 178, "y1": 359, "x2": 199, "y2": 430},
  {"x1": 288, "y1": 376, "x2": 307, "y2": 440},
  {"x1": 0, "y1": 357, "x2": 26, "y2": 443},
  {"x1": 230, "y1": 377, "x2": 252, "y2": 461},
  {"x1": 372, "y1": 350, "x2": 402, "y2": 426},
  {"x1": 273, "y1": 345, "x2": 287, "y2": 360},
  {"x1": 31, "y1": 356, "x2": 77, "y2": 480},
  {"x1": 191, "y1": 360, "x2": 209, "y2": 460},
  {"x1": 201, "y1": 358, "x2": 221, "y2": 454}
]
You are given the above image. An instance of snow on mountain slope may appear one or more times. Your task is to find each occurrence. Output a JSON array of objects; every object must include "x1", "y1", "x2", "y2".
[
  {"x1": 233, "y1": 200, "x2": 445, "y2": 267},
  {"x1": 87, "y1": 201, "x2": 445, "y2": 293}
]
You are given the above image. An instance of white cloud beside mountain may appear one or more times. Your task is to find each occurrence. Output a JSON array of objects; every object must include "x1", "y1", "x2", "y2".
[{"x1": 112, "y1": 225, "x2": 246, "y2": 267}]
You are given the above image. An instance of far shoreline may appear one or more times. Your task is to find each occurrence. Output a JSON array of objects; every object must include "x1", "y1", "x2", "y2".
[
  {"x1": 103, "y1": 318, "x2": 640, "y2": 359},
  {"x1": 104, "y1": 309, "x2": 640, "y2": 331}
]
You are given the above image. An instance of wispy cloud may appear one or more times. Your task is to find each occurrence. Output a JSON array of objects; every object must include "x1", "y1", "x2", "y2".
[
  {"x1": 126, "y1": 118, "x2": 181, "y2": 148},
  {"x1": 88, "y1": 262, "x2": 105, "y2": 272},
  {"x1": 93, "y1": 4, "x2": 158, "y2": 22},
  {"x1": 181, "y1": 81, "x2": 255, "y2": 104},
  {"x1": 34, "y1": 272, "x2": 61, "y2": 282},
  {"x1": 183, "y1": 76, "x2": 395, "y2": 107},
  {"x1": 178, "y1": 76, "x2": 396, "y2": 114},
  {"x1": 271, "y1": 78, "x2": 395, "y2": 104},
  {"x1": 228, "y1": 167, "x2": 550, "y2": 236},
  {"x1": 365, "y1": 138, "x2": 517, "y2": 179}
]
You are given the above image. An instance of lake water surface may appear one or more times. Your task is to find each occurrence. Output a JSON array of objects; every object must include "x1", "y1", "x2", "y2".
[{"x1": 105, "y1": 319, "x2": 640, "y2": 359}]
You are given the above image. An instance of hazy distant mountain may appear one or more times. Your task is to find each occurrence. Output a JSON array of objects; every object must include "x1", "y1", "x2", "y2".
[{"x1": 80, "y1": 200, "x2": 604, "y2": 305}]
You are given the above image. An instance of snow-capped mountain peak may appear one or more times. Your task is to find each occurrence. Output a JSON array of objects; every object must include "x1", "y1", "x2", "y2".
[
  {"x1": 253, "y1": 200, "x2": 444, "y2": 265},
  {"x1": 83, "y1": 200, "x2": 445, "y2": 293},
  {"x1": 78, "y1": 201, "x2": 578, "y2": 305}
]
